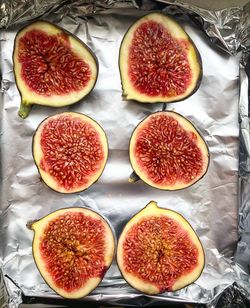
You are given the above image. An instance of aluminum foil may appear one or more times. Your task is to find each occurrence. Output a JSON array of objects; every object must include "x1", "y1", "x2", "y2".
[{"x1": 0, "y1": 0, "x2": 250, "y2": 307}]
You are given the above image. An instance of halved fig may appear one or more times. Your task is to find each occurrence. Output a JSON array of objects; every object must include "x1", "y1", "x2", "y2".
[
  {"x1": 129, "y1": 111, "x2": 209, "y2": 190},
  {"x1": 119, "y1": 12, "x2": 202, "y2": 103},
  {"x1": 33, "y1": 112, "x2": 108, "y2": 193},
  {"x1": 117, "y1": 201, "x2": 205, "y2": 294},
  {"x1": 30, "y1": 207, "x2": 115, "y2": 299},
  {"x1": 13, "y1": 20, "x2": 98, "y2": 118}
]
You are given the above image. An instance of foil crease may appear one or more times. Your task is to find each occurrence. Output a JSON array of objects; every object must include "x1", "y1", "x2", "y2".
[
  {"x1": 155, "y1": 0, "x2": 250, "y2": 55},
  {"x1": 234, "y1": 51, "x2": 250, "y2": 280},
  {"x1": 0, "y1": 0, "x2": 250, "y2": 307}
]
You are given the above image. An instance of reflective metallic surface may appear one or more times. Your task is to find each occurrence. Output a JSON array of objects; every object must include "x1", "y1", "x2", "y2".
[{"x1": 0, "y1": 0, "x2": 249, "y2": 306}]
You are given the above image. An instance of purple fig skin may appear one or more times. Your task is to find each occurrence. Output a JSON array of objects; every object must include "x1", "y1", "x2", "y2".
[
  {"x1": 129, "y1": 111, "x2": 210, "y2": 191},
  {"x1": 116, "y1": 201, "x2": 205, "y2": 294},
  {"x1": 13, "y1": 20, "x2": 99, "y2": 119},
  {"x1": 32, "y1": 112, "x2": 109, "y2": 194},
  {"x1": 119, "y1": 12, "x2": 203, "y2": 104}
]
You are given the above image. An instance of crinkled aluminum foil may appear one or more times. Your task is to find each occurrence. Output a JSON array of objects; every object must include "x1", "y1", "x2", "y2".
[{"x1": 0, "y1": 0, "x2": 250, "y2": 307}]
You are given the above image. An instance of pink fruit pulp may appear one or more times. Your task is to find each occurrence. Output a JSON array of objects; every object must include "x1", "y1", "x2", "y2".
[
  {"x1": 122, "y1": 215, "x2": 199, "y2": 292},
  {"x1": 18, "y1": 30, "x2": 91, "y2": 96},
  {"x1": 134, "y1": 114, "x2": 204, "y2": 186},
  {"x1": 39, "y1": 115, "x2": 105, "y2": 191},
  {"x1": 40, "y1": 211, "x2": 107, "y2": 292},
  {"x1": 128, "y1": 21, "x2": 192, "y2": 97}
]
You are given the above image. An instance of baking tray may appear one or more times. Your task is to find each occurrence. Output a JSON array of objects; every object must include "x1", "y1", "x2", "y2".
[{"x1": 0, "y1": 1, "x2": 249, "y2": 307}]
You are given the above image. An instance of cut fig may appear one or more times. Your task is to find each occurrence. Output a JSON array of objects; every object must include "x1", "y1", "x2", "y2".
[
  {"x1": 129, "y1": 111, "x2": 209, "y2": 190},
  {"x1": 117, "y1": 201, "x2": 205, "y2": 294},
  {"x1": 33, "y1": 112, "x2": 108, "y2": 193},
  {"x1": 30, "y1": 207, "x2": 115, "y2": 298},
  {"x1": 119, "y1": 12, "x2": 202, "y2": 103},
  {"x1": 13, "y1": 20, "x2": 98, "y2": 118}
]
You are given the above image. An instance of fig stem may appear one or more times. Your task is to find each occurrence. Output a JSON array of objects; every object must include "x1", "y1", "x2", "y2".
[
  {"x1": 128, "y1": 172, "x2": 140, "y2": 183},
  {"x1": 18, "y1": 102, "x2": 31, "y2": 119},
  {"x1": 162, "y1": 103, "x2": 167, "y2": 111},
  {"x1": 26, "y1": 220, "x2": 38, "y2": 230}
]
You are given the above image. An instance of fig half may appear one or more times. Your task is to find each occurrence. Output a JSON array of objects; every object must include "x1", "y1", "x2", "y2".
[
  {"x1": 117, "y1": 201, "x2": 205, "y2": 294},
  {"x1": 33, "y1": 112, "x2": 108, "y2": 193},
  {"x1": 119, "y1": 12, "x2": 202, "y2": 103},
  {"x1": 30, "y1": 207, "x2": 115, "y2": 298},
  {"x1": 129, "y1": 111, "x2": 209, "y2": 190},
  {"x1": 13, "y1": 21, "x2": 98, "y2": 118}
]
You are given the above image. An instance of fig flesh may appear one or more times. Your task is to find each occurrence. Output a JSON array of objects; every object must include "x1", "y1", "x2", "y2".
[
  {"x1": 13, "y1": 21, "x2": 98, "y2": 118},
  {"x1": 117, "y1": 201, "x2": 205, "y2": 294},
  {"x1": 129, "y1": 111, "x2": 209, "y2": 190},
  {"x1": 30, "y1": 207, "x2": 115, "y2": 298},
  {"x1": 119, "y1": 13, "x2": 202, "y2": 103},
  {"x1": 33, "y1": 112, "x2": 108, "y2": 193}
]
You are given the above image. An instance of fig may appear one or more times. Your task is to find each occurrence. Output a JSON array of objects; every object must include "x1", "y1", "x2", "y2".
[
  {"x1": 33, "y1": 112, "x2": 108, "y2": 193},
  {"x1": 30, "y1": 207, "x2": 115, "y2": 298},
  {"x1": 129, "y1": 111, "x2": 209, "y2": 190},
  {"x1": 117, "y1": 201, "x2": 205, "y2": 294},
  {"x1": 13, "y1": 21, "x2": 98, "y2": 118},
  {"x1": 119, "y1": 12, "x2": 202, "y2": 103}
]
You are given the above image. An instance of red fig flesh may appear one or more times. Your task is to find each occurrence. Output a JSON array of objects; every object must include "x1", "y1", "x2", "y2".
[
  {"x1": 31, "y1": 207, "x2": 115, "y2": 298},
  {"x1": 117, "y1": 201, "x2": 205, "y2": 294},
  {"x1": 33, "y1": 112, "x2": 108, "y2": 193}
]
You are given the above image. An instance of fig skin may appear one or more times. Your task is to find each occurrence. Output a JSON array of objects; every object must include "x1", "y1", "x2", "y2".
[
  {"x1": 32, "y1": 112, "x2": 109, "y2": 194},
  {"x1": 129, "y1": 111, "x2": 210, "y2": 191},
  {"x1": 13, "y1": 20, "x2": 99, "y2": 119},
  {"x1": 119, "y1": 12, "x2": 203, "y2": 104},
  {"x1": 29, "y1": 207, "x2": 115, "y2": 299},
  {"x1": 116, "y1": 201, "x2": 205, "y2": 295}
]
